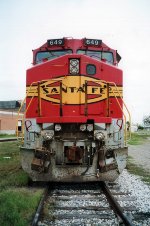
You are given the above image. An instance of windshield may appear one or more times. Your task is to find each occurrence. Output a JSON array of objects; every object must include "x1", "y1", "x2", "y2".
[
  {"x1": 77, "y1": 50, "x2": 114, "y2": 64},
  {"x1": 36, "y1": 50, "x2": 72, "y2": 64}
]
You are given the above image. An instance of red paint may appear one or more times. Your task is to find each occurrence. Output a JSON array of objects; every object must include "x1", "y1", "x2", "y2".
[
  {"x1": 36, "y1": 116, "x2": 112, "y2": 124},
  {"x1": 26, "y1": 38, "x2": 123, "y2": 123}
]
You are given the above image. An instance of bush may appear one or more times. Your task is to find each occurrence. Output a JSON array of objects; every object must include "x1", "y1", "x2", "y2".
[{"x1": 138, "y1": 125, "x2": 144, "y2": 130}]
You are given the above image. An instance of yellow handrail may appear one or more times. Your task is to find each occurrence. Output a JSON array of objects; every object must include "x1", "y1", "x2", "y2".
[
  {"x1": 16, "y1": 81, "x2": 39, "y2": 141},
  {"x1": 16, "y1": 78, "x2": 63, "y2": 141},
  {"x1": 108, "y1": 84, "x2": 127, "y2": 146},
  {"x1": 109, "y1": 81, "x2": 131, "y2": 141},
  {"x1": 92, "y1": 79, "x2": 131, "y2": 145}
]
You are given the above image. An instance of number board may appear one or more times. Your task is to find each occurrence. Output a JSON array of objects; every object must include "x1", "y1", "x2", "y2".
[
  {"x1": 84, "y1": 39, "x2": 102, "y2": 46},
  {"x1": 47, "y1": 39, "x2": 65, "y2": 46}
]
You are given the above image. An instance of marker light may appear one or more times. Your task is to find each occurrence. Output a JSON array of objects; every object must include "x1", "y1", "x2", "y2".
[
  {"x1": 70, "y1": 59, "x2": 79, "y2": 74},
  {"x1": 80, "y1": 124, "x2": 86, "y2": 131},
  {"x1": 87, "y1": 124, "x2": 93, "y2": 132},
  {"x1": 55, "y1": 124, "x2": 61, "y2": 131},
  {"x1": 42, "y1": 131, "x2": 54, "y2": 140}
]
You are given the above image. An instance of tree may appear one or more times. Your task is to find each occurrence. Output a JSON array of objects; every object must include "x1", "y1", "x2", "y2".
[
  {"x1": 138, "y1": 125, "x2": 144, "y2": 130},
  {"x1": 143, "y1": 115, "x2": 150, "y2": 126}
]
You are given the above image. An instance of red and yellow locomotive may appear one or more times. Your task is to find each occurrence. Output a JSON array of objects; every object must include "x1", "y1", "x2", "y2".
[{"x1": 19, "y1": 37, "x2": 130, "y2": 182}]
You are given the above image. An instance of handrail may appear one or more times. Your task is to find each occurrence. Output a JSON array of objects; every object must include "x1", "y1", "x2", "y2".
[
  {"x1": 84, "y1": 80, "x2": 88, "y2": 116},
  {"x1": 92, "y1": 79, "x2": 131, "y2": 145},
  {"x1": 16, "y1": 81, "x2": 39, "y2": 141},
  {"x1": 38, "y1": 82, "x2": 42, "y2": 116},
  {"x1": 16, "y1": 78, "x2": 63, "y2": 141},
  {"x1": 108, "y1": 81, "x2": 131, "y2": 142},
  {"x1": 108, "y1": 84, "x2": 128, "y2": 146}
]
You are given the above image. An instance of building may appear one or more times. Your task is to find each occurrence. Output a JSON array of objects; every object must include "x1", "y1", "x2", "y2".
[
  {"x1": 0, "y1": 101, "x2": 24, "y2": 135},
  {"x1": 131, "y1": 124, "x2": 138, "y2": 132}
]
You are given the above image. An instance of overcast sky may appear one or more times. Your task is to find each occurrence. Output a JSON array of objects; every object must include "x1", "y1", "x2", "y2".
[{"x1": 0, "y1": 0, "x2": 150, "y2": 124}]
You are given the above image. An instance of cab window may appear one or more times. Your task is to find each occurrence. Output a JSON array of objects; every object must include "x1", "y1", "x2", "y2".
[
  {"x1": 36, "y1": 50, "x2": 72, "y2": 64},
  {"x1": 77, "y1": 50, "x2": 114, "y2": 64}
]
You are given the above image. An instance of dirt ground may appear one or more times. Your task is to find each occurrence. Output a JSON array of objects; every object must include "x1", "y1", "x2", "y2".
[{"x1": 128, "y1": 138, "x2": 150, "y2": 172}]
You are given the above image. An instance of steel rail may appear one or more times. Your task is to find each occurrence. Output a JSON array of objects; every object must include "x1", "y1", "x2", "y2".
[
  {"x1": 32, "y1": 185, "x2": 49, "y2": 226},
  {"x1": 0, "y1": 138, "x2": 17, "y2": 142},
  {"x1": 100, "y1": 182, "x2": 134, "y2": 226}
]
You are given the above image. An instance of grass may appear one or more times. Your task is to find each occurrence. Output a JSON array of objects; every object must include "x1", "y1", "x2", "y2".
[
  {"x1": 0, "y1": 188, "x2": 42, "y2": 226},
  {"x1": 128, "y1": 132, "x2": 150, "y2": 145},
  {"x1": 0, "y1": 133, "x2": 16, "y2": 138},
  {"x1": 0, "y1": 142, "x2": 29, "y2": 188},
  {"x1": 127, "y1": 132, "x2": 150, "y2": 184},
  {"x1": 127, "y1": 156, "x2": 150, "y2": 185},
  {"x1": 0, "y1": 141, "x2": 43, "y2": 226}
]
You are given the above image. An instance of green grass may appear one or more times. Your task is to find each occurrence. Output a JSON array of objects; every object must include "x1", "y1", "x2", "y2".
[
  {"x1": 127, "y1": 132, "x2": 150, "y2": 183},
  {"x1": 128, "y1": 132, "x2": 150, "y2": 145},
  {"x1": 0, "y1": 133, "x2": 16, "y2": 138},
  {"x1": 0, "y1": 141, "x2": 43, "y2": 226},
  {"x1": 127, "y1": 156, "x2": 150, "y2": 185},
  {"x1": 0, "y1": 188, "x2": 42, "y2": 226},
  {"x1": 0, "y1": 142, "x2": 29, "y2": 188}
]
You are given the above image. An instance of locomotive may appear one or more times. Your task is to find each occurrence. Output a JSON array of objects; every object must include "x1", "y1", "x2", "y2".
[{"x1": 19, "y1": 37, "x2": 130, "y2": 182}]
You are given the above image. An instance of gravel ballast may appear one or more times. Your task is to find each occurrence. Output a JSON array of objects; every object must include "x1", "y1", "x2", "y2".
[{"x1": 117, "y1": 169, "x2": 150, "y2": 225}]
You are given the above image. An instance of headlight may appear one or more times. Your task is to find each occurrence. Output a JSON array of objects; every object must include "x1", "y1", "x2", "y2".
[
  {"x1": 70, "y1": 59, "x2": 79, "y2": 74},
  {"x1": 87, "y1": 124, "x2": 93, "y2": 132},
  {"x1": 80, "y1": 124, "x2": 86, "y2": 131},
  {"x1": 42, "y1": 131, "x2": 54, "y2": 140},
  {"x1": 55, "y1": 124, "x2": 61, "y2": 131},
  {"x1": 95, "y1": 132, "x2": 105, "y2": 141}
]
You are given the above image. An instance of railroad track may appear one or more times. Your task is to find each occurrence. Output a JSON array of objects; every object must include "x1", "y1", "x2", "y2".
[
  {"x1": 0, "y1": 137, "x2": 17, "y2": 142},
  {"x1": 32, "y1": 182, "x2": 139, "y2": 226}
]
